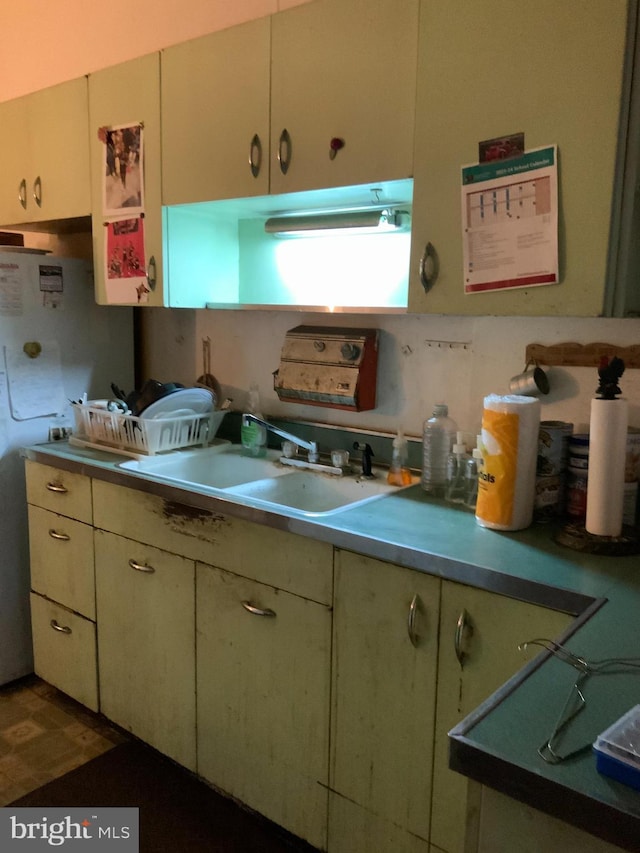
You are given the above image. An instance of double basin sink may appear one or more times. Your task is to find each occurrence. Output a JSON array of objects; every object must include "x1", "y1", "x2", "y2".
[{"x1": 119, "y1": 443, "x2": 417, "y2": 517}]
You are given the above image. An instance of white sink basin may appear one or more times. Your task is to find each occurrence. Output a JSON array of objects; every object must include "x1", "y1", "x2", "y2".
[
  {"x1": 119, "y1": 444, "x2": 417, "y2": 515},
  {"x1": 119, "y1": 444, "x2": 290, "y2": 489}
]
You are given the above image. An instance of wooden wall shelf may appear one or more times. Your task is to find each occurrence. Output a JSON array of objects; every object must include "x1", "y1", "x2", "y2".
[{"x1": 525, "y1": 342, "x2": 640, "y2": 369}]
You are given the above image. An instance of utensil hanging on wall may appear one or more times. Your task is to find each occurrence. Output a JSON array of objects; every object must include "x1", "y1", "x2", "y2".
[{"x1": 196, "y1": 337, "x2": 222, "y2": 407}]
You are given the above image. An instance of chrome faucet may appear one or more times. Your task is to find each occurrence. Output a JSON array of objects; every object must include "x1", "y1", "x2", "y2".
[{"x1": 243, "y1": 414, "x2": 319, "y2": 463}]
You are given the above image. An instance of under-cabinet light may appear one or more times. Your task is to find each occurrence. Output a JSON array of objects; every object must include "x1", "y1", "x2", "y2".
[{"x1": 264, "y1": 208, "x2": 408, "y2": 237}]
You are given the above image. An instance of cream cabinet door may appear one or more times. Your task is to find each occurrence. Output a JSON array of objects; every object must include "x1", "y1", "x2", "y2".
[
  {"x1": 95, "y1": 529, "x2": 196, "y2": 770},
  {"x1": 432, "y1": 581, "x2": 572, "y2": 853},
  {"x1": 162, "y1": 17, "x2": 270, "y2": 205},
  {"x1": 0, "y1": 96, "x2": 29, "y2": 226},
  {"x1": 329, "y1": 550, "x2": 440, "y2": 853},
  {"x1": 196, "y1": 561, "x2": 331, "y2": 851},
  {"x1": 270, "y1": 0, "x2": 418, "y2": 195},
  {"x1": 89, "y1": 53, "x2": 163, "y2": 305},
  {"x1": 409, "y1": 0, "x2": 627, "y2": 317},
  {"x1": 30, "y1": 593, "x2": 98, "y2": 712},
  {"x1": 26, "y1": 77, "x2": 91, "y2": 223}
]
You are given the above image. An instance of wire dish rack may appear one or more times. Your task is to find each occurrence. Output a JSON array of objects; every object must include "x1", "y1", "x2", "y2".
[{"x1": 71, "y1": 403, "x2": 225, "y2": 456}]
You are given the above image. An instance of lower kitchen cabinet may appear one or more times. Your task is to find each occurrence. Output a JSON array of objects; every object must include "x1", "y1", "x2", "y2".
[
  {"x1": 30, "y1": 593, "x2": 98, "y2": 712},
  {"x1": 432, "y1": 580, "x2": 573, "y2": 853},
  {"x1": 329, "y1": 550, "x2": 440, "y2": 853},
  {"x1": 196, "y1": 561, "x2": 332, "y2": 851},
  {"x1": 94, "y1": 529, "x2": 196, "y2": 770}
]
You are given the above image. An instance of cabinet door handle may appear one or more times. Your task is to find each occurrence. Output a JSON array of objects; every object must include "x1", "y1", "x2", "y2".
[
  {"x1": 278, "y1": 128, "x2": 292, "y2": 175},
  {"x1": 48, "y1": 529, "x2": 70, "y2": 541},
  {"x1": 146, "y1": 255, "x2": 157, "y2": 291},
  {"x1": 33, "y1": 175, "x2": 42, "y2": 207},
  {"x1": 241, "y1": 600, "x2": 276, "y2": 618},
  {"x1": 18, "y1": 178, "x2": 27, "y2": 209},
  {"x1": 50, "y1": 619, "x2": 72, "y2": 634},
  {"x1": 407, "y1": 593, "x2": 421, "y2": 647},
  {"x1": 128, "y1": 558, "x2": 155, "y2": 574},
  {"x1": 249, "y1": 133, "x2": 262, "y2": 178},
  {"x1": 420, "y1": 242, "x2": 439, "y2": 293},
  {"x1": 46, "y1": 481, "x2": 68, "y2": 494},
  {"x1": 454, "y1": 608, "x2": 473, "y2": 669}
]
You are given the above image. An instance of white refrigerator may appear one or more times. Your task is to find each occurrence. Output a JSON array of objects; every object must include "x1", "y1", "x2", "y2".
[{"x1": 0, "y1": 249, "x2": 134, "y2": 686}]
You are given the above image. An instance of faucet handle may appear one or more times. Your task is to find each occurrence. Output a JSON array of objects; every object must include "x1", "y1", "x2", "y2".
[{"x1": 308, "y1": 442, "x2": 319, "y2": 464}]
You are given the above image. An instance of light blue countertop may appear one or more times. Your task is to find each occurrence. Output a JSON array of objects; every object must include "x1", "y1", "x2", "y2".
[{"x1": 24, "y1": 440, "x2": 640, "y2": 848}]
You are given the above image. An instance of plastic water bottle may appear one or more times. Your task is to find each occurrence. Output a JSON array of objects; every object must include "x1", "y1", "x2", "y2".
[{"x1": 422, "y1": 404, "x2": 457, "y2": 496}]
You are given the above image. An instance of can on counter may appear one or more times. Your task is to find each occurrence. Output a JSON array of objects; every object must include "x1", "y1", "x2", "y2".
[
  {"x1": 566, "y1": 434, "x2": 589, "y2": 522},
  {"x1": 535, "y1": 421, "x2": 573, "y2": 522}
]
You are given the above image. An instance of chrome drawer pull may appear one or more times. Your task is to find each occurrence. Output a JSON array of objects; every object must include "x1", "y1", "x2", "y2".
[
  {"x1": 33, "y1": 175, "x2": 42, "y2": 207},
  {"x1": 241, "y1": 600, "x2": 276, "y2": 618},
  {"x1": 18, "y1": 178, "x2": 27, "y2": 209},
  {"x1": 249, "y1": 132, "x2": 262, "y2": 178},
  {"x1": 278, "y1": 128, "x2": 292, "y2": 175},
  {"x1": 49, "y1": 529, "x2": 70, "y2": 541},
  {"x1": 128, "y1": 559, "x2": 155, "y2": 574},
  {"x1": 50, "y1": 619, "x2": 71, "y2": 634},
  {"x1": 46, "y1": 482, "x2": 68, "y2": 493},
  {"x1": 454, "y1": 608, "x2": 474, "y2": 669},
  {"x1": 408, "y1": 593, "x2": 420, "y2": 647}
]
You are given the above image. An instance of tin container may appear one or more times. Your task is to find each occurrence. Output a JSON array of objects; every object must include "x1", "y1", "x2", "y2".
[{"x1": 534, "y1": 421, "x2": 573, "y2": 522}]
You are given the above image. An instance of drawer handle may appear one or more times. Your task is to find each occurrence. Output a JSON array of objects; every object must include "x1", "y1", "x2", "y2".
[
  {"x1": 407, "y1": 593, "x2": 421, "y2": 647},
  {"x1": 46, "y1": 481, "x2": 68, "y2": 493},
  {"x1": 241, "y1": 600, "x2": 276, "y2": 618},
  {"x1": 33, "y1": 175, "x2": 42, "y2": 207},
  {"x1": 278, "y1": 128, "x2": 292, "y2": 175},
  {"x1": 49, "y1": 529, "x2": 70, "y2": 541},
  {"x1": 18, "y1": 178, "x2": 27, "y2": 209},
  {"x1": 128, "y1": 558, "x2": 155, "y2": 574},
  {"x1": 50, "y1": 619, "x2": 71, "y2": 634},
  {"x1": 454, "y1": 608, "x2": 474, "y2": 670},
  {"x1": 249, "y1": 132, "x2": 262, "y2": 178}
]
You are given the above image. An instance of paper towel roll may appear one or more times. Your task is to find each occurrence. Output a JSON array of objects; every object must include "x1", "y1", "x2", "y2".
[
  {"x1": 586, "y1": 397, "x2": 628, "y2": 537},
  {"x1": 476, "y1": 394, "x2": 541, "y2": 531}
]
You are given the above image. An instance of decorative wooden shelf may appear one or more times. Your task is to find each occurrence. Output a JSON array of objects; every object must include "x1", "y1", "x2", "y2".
[{"x1": 525, "y1": 342, "x2": 640, "y2": 369}]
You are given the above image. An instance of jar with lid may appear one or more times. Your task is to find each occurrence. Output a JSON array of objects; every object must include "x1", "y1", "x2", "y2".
[{"x1": 565, "y1": 434, "x2": 589, "y2": 521}]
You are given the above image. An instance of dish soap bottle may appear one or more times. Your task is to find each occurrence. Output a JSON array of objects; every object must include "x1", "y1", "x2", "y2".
[
  {"x1": 241, "y1": 383, "x2": 267, "y2": 457},
  {"x1": 446, "y1": 432, "x2": 469, "y2": 503},
  {"x1": 422, "y1": 403, "x2": 457, "y2": 496},
  {"x1": 387, "y1": 428, "x2": 412, "y2": 486}
]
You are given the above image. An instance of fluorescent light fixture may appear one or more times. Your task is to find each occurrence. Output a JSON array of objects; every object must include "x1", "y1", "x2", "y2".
[{"x1": 265, "y1": 208, "x2": 408, "y2": 237}]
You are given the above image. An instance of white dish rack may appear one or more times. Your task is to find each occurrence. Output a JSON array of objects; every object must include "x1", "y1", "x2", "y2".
[{"x1": 70, "y1": 403, "x2": 224, "y2": 457}]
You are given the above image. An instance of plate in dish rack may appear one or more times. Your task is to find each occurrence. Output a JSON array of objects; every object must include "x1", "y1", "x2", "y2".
[{"x1": 140, "y1": 387, "x2": 215, "y2": 419}]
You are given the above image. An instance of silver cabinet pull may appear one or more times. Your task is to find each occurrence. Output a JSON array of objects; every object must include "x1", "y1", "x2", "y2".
[
  {"x1": 420, "y1": 242, "x2": 439, "y2": 293},
  {"x1": 407, "y1": 593, "x2": 420, "y2": 647},
  {"x1": 241, "y1": 600, "x2": 276, "y2": 618},
  {"x1": 249, "y1": 133, "x2": 262, "y2": 178},
  {"x1": 18, "y1": 178, "x2": 27, "y2": 209},
  {"x1": 454, "y1": 608, "x2": 473, "y2": 669},
  {"x1": 46, "y1": 481, "x2": 68, "y2": 494},
  {"x1": 146, "y1": 255, "x2": 157, "y2": 291},
  {"x1": 48, "y1": 529, "x2": 70, "y2": 541},
  {"x1": 50, "y1": 619, "x2": 71, "y2": 634},
  {"x1": 33, "y1": 175, "x2": 42, "y2": 207},
  {"x1": 278, "y1": 128, "x2": 292, "y2": 175},
  {"x1": 128, "y1": 558, "x2": 155, "y2": 574}
]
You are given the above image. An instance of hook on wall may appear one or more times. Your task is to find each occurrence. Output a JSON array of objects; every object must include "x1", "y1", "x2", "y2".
[{"x1": 23, "y1": 342, "x2": 42, "y2": 359}]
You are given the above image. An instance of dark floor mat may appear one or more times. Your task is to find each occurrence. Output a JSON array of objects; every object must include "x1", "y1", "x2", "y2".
[{"x1": 10, "y1": 740, "x2": 317, "y2": 853}]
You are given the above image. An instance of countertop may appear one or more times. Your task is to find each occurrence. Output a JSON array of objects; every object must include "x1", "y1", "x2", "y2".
[{"x1": 23, "y1": 440, "x2": 640, "y2": 850}]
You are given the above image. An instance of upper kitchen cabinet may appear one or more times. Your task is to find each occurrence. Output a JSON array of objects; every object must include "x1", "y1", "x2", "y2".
[
  {"x1": 0, "y1": 77, "x2": 91, "y2": 227},
  {"x1": 162, "y1": 18, "x2": 271, "y2": 205},
  {"x1": 270, "y1": 0, "x2": 419, "y2": 195},
  {"x1": 408, "y1": 0, "x2": 629, "y2": 317},
  {"x1": 89, "y1": 53, "x2": 164, "y2": 306}
]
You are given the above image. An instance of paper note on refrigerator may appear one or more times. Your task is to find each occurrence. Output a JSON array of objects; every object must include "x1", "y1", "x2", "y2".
[{"x1": 4, "y1": 342, "x2": 66, "y2": 420}]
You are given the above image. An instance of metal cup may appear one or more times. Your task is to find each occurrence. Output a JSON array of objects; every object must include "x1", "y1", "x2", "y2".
[{"x1": 509, "y1": 365, "x2": 550, "y2": 396}]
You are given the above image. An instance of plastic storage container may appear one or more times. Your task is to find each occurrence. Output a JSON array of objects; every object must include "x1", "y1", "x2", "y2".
[
  {"x1": 422, "y1": 404, "x2": 457, "y2": 496},
  {"x1": 593, "y1": 705, "x2": 640, "y2": 791}
]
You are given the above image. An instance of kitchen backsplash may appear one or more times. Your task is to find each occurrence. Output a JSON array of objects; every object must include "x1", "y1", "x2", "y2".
[{"x1": 139, "y1": 309, "x2": 640, "y2": 440}]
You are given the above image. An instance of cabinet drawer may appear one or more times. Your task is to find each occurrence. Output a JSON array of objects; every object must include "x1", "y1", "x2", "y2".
[
  {"x1": 25, "y1": 460, "x2": 92, "y2": 523},
  {"x1": 93, "y1": 480, "x2": 332, "y2": 604},
  {"x1": 30, "y1": 593, "x2": 98, "y2": 712},
  {"x1": 28, "y1": 505, "x2": 95, "y2": 619}
]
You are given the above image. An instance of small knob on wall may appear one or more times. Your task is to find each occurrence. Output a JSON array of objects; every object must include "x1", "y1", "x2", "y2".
[
  {"x1": 329, "y1": 137, "x2": 345, "y2": 160},
  {"x1": 341, "y1": 342, "x2": 361, "y2": 361}
]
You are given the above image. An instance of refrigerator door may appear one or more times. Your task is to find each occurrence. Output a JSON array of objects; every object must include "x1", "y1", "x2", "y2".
[{"x1": 0, "y1": 250, "x2": 134, "y2": 684}]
